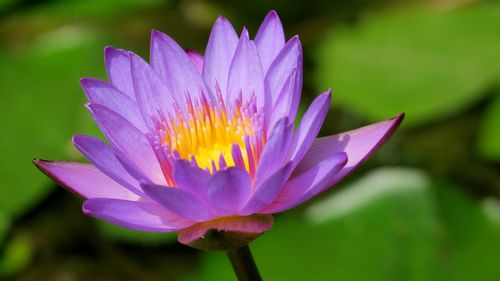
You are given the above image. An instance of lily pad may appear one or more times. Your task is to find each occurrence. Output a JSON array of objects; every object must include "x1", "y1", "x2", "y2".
[
  {"x1": 0, "y1": 28, "x2": 105, "y2": 217},
  {"x1": 34, "y1": 0, "x2": 164, "y2": 20},
  {"x1": 434, "y1": 182, "x2": 500, "y2": 281},
  {"x1": 315, "y1": 2, "x2": 500, "y2": 126},
  {"x1": 477, "y1": 92, "x2": 500, "y2": 161}
]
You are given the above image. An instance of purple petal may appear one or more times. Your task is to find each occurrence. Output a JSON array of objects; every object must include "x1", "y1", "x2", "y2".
[
  {"x1": 206, "y1": 167, "x2": 252, "y2": 216},
  {"x1": 261, "y1": 152, "x2": 347, "y2": 214},
  {"x1": 150, "y1": 30, "x2": 210, "y2": 104},
  {"x1": 265, "y1": 36, "x2": 302, "y2": 108},
  {"x1": 129, "y1": 51, "x2": 177, "y2": 128},
  {"x1": 287, "y1": 91, "x2": 331, "y2": 168},
  {"x1": 268, "y1": 68, "x2": 300, "y2": 132},
  {"x1": 255, "y1": 118, "x2": 293, "y2": 183},
  {"x1": 33, "y1": 160, "x2": 139, "y2": 200},
  {"x1": 240, "y1": 162, "x2": 294, "y2": 215},
  {"x1": 186, "y1": 49, "x2": 204, "y2": 73},
  {"x1": 141, "y1": 183, "x2": 213, "y2": 222},
  {"x1": 72, "y1": 135, "x2": 143, "y2": 195},
  {"x1": 255, "y1": 10, "x2": 285, "y2": 73},
  {"x1": 104, "y1": 46, "x2": 135, "y2": 100},
  {"x1": 202, "y1": 16, "x2": 239, "y2": 97},
  {"x1": 83, "y1": 198, "x2": 192, "y2": 232},
  {"x1": 173, "y1": 160, "x2": 210, "y2": 198},
  {"x1": 80, "y1": 78, "x2": 147, "y2": 132},
  {"x1": 88, "y1": 104, "x2": 166, "y2": 185},
  {"x1": 295, "y1": 113, "x2": 405, "y2": 185},
  {"x1": 227, "y1": 29, "x2": 266, "y2": 111}
]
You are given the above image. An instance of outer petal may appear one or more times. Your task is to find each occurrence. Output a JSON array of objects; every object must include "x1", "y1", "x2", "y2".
[
  {"x1": 261, "y1": 152, "x2": 347, "y2": 214},
  {"x1": 80, "y1": 78, "x2": 147, "y2": 132},
  {"x1": 150, "y1": 30, "x2": 209, "y2": 104},
  {"x1": 33, "y1": 160, "x2": 139, "y2": 200},
  {"x1": 240, "y1": 162, "x2": 293, "y2": 215},
  {"x1": 268, "y1": 68, "x2": 300, "y2": 132},
  {"x1": 254, "y1": 118, "x2": 293, "y2": 183},
  {"x1": 287, "y1": 91, "x2": 331, "y2": 168},
  {"x1": 104, "y1": 46, "x2": 135, "y2": 100},
  {"x1": 173, "y1": 160, "x2": 210, "y2": 198},
  {"x1": 141, "y1": 183, "x2": 213, "y2": 222},
  {"x1": 294, "y1": 113, "x2": 405, "y2": 184},
  {"x1": 185, "y1": 49, "x2": 204, "y2": 73},
  {"x1": 83, "y1": 198, "x2": 192, "y2": 232},
  {"x1": 73, "y1": 135, "x2": 142, "y2": 195},
  {"x1": 227, "y1": 29, "x2": 266, "y2": 111},
  {"x1": 206, "y1": 167, "x2": 252, "y2": 216},
  {"x1": 129, "y1": 52, "x2": 177, "y2": 128},
  {"x1": 202, "y1": 16, "x2": 239, "y2": 97},
  {"x1": 88, "y1": 104, "x2": 166, "y2": 185},
  {"x1": 265, "y1": 36, "x2": 302, "y2": 108},
  {"x1": 255, "y1": 10, "x2": 285, "y2": 73}
]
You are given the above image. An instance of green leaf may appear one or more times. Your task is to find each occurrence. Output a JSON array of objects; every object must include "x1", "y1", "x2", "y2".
[
  {"x1": 0, "y1": 28, "x2": 106, "y2": 217},
  {"x1": 434, "y1": 182, "x2": 500, "y2": 281},
  {"x1": 315, "y1": 2, "x2": 500, "y2": 126},
  {"x1": 477, "y1": 92, "x2": 500, "y2": 161},
  {"x1": 35, "y1": 0, "x2": 164, "y2": 20}
]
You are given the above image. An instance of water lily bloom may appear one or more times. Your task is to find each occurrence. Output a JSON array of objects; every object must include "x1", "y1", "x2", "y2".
[{"x1": 34, "y1": 11, "x2": 403, "y2": 251}]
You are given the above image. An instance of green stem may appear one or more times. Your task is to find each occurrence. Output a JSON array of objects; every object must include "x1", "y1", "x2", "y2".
[{"x1": 226, "y1": 245, "x2": 263, "y2": 281}]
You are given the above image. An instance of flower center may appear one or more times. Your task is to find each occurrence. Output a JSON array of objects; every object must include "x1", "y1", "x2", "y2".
[{"x1": 152, "y1": 92, "x2": 265, "y2": 185}]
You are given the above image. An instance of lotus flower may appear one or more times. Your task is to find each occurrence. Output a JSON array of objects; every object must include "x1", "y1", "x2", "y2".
[{"x1": 34, "y1": 11, "x2": 403, "y2": 251}]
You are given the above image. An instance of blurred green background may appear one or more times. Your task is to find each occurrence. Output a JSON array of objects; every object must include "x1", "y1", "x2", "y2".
[{"x1": 1, "y1": 0, "x2": 500, "y2": 280}]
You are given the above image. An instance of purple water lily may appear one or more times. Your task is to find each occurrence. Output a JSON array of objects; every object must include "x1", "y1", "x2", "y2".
[{"x1": 34, "y1": 11, "x2": 403, "y2": 251}]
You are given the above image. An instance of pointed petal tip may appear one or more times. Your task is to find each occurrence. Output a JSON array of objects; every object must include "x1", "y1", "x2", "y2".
[
  {"x1": 72, "y1": 134, "x2": 99, "y2": 147},
  {"x1": 268, "y1": 10, "x2": 279, "y2": 17},
  {"x1": 104, "y1": 45, "x2": 118, "y2": 53},
  {"x1": 261, "y1": 10, "x2": 283, "y2": 28},
  {"x1": 289, "y1": 34, "x2": 301, "y2": 43},
  {"x1": 103, "y1": 46, "x2": 117, "y2": 58},
  {"x1": 241, "y1": 27, "x2": 250, "y2": 38},
  {"x1": 394, "y1": 112, "x2": 405, "y2": 122},
  {"x1": 32, "y1": 158, "x2": 54, "y2": 170},
  {"x1": 212, "y1": 15, "x2": 234, "y2": 31},
  {"x1": 215, "y1": 15, "x2": 229, "y2": 22},
  {"x1": 32, "y1": 158, "x2": 45, "y2": 168},
  {"x1": 104, "y1": 46, "x2": 123, "y2": 61},
  {"x1": 79, "y1": 77, "x2": 91, "y2": 85},
  {"x1": 79, "y1": 77, "x2": 105, "y2": 91},
  {"x1": 317, "y1": 89, "x2": 332, "y2": 103},
  {"x1": 150, "y1": 28, "x2": 162, "y2": 36},
  {"x1": 385, "y1": 112, "x2": 405, "y2": 137},
  {"x1": 150, "y1": 29, "x2": 172, "y2": 43}
]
